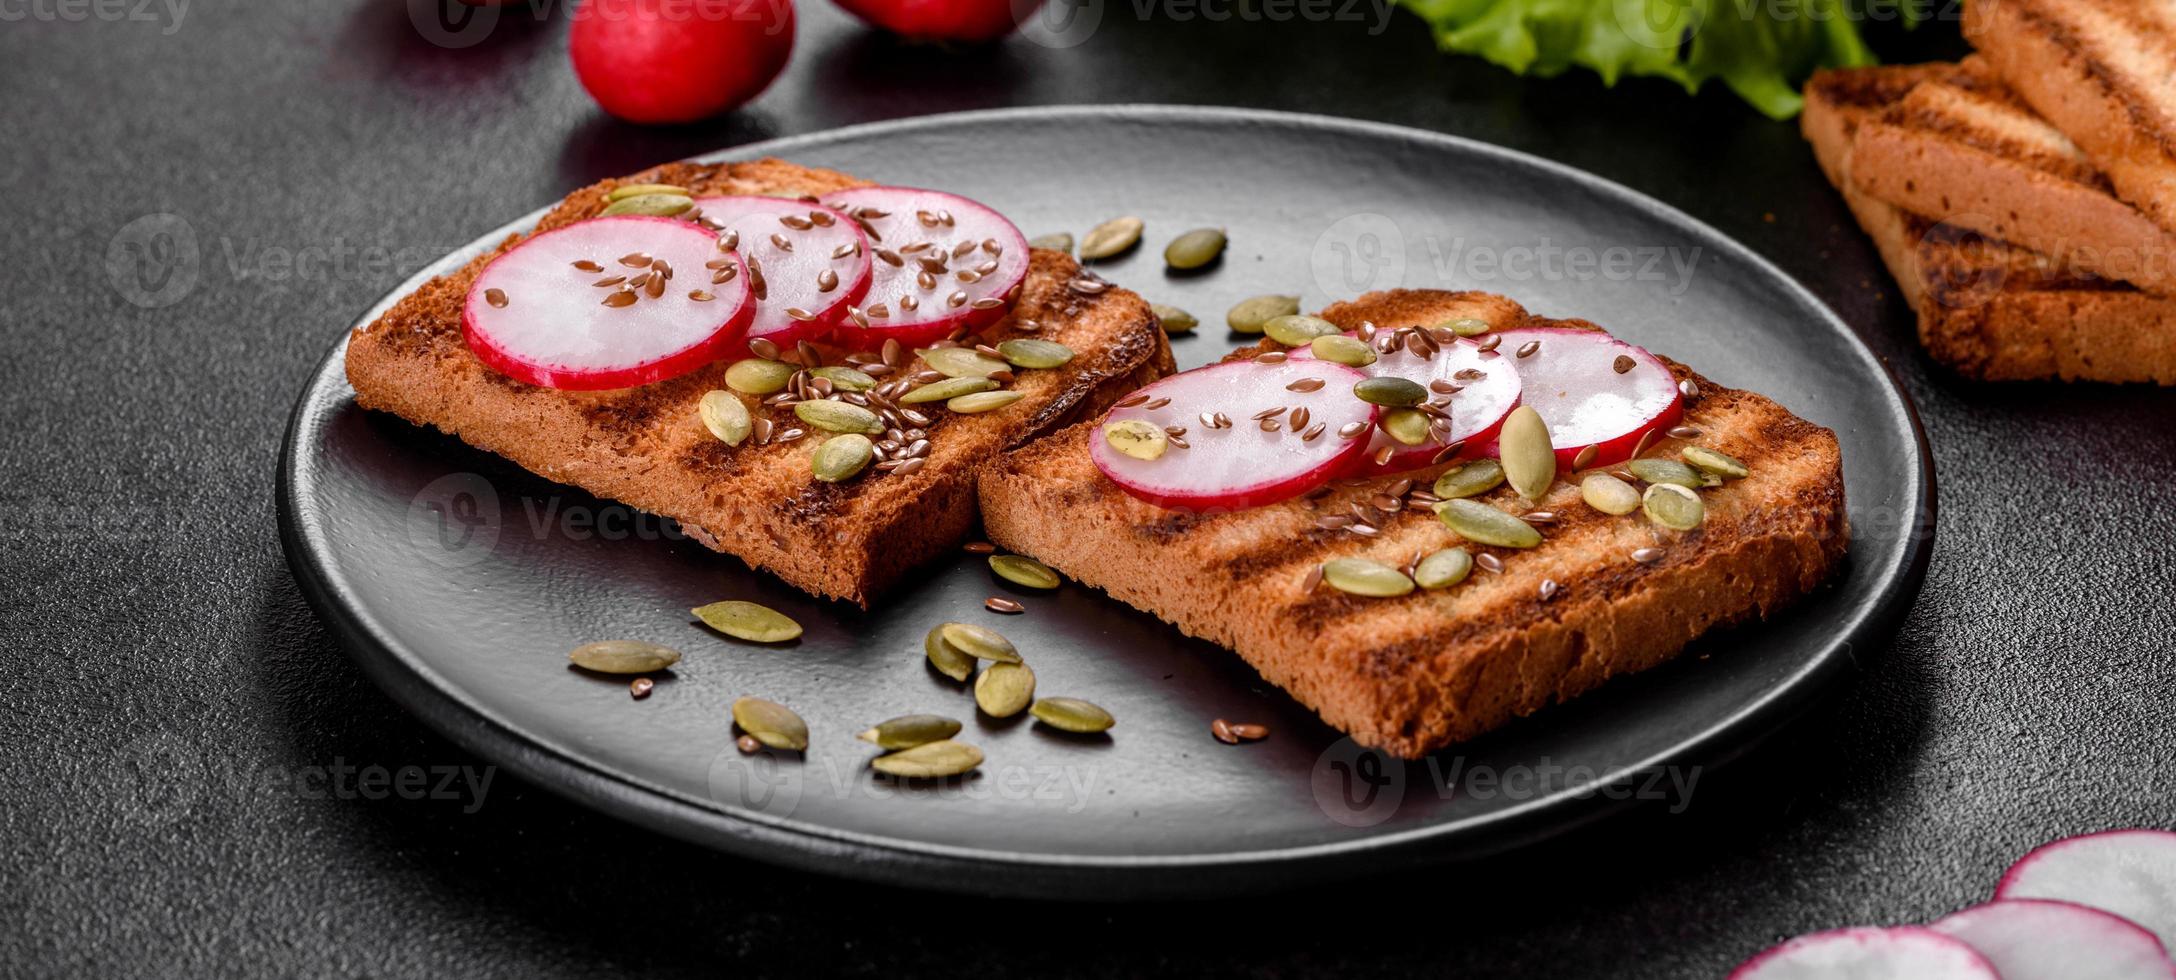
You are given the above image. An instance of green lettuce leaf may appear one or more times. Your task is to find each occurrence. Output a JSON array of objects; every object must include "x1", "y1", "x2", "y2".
[{"x1": 1400, "y1": 0, "x2": 1907, "y2": 118}]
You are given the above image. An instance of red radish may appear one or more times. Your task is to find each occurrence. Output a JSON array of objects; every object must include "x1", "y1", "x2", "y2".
[
  {"x1": 569, "y1": 0, "x2": 795, "y2": 125},
  {"x1": 1292, "y1": 332, "x2": 1521, "y2": 475},
  {"x1": 462, "y1": 215, "x2": 754, "y2": 390},
  {"x1": 691, "y1": 196, "x2": 872, "y2": 355},
  {"x1": 1090, "y1": 359, "x2": 1377, "y2": 512},
  {"x1": 1730, "y1": 927, "x2": 2000, "y2": 980},
  {"x1": 819, "y1": 186, "x2": 1029, "y2": 349},
  {"x1": 1931, "y1": 900, "x2": 2176, "y2": 980},
  {"x1": 1473, "y1": 327, "x2": 1682, "y2": 468},
  {"x1": 1998, "y1": 829, "x2": 2176, "y2": 948},
  {"x1": 829, "y1": 0, "x2": 1036, "y2": 42}
]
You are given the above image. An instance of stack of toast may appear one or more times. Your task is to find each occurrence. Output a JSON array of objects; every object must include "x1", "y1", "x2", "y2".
[{"x1": 1803, "y1": 1, "x2": 2176, "y2": 385}]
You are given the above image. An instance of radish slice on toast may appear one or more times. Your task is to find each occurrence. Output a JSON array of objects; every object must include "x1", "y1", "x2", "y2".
[
  {"x1": 819, "y1": 186, "x2": 1029, "y2": 349},
  {"x1": 1090, "y1": 359, "x2": 1377, "y2": 511},
  {"x1": 1932, "y1": 899, "x2": 2176, "y2": 980},
  {"x1": 1730, "y1": 927, "x2": 2000, "y2": 980},
  {"x1": 1998, "y1": 829, "x2": 2176, "y2": 948},
  {"x1": 1292, "y1": 331, "x2": 1521, "y2": 474},
  {"x1": 463, "y1": 215, "x2": 754, "y2": 390},
  {"x1": 1479, "y1": 327, "x2": 1682, "y2": 468},
  {"x1": 691, "y1": 196, "x2": 871, "y2": 355}
]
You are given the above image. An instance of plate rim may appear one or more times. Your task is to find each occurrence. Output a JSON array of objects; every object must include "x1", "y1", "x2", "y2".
[{"x1": 278, "y1": 103, "x2": 1937, "y2": 898}]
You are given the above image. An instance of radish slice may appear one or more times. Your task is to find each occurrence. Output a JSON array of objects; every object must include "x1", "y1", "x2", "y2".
[
  {"x1": 819, "y1": 186, "x2": 1030, "y2": 349},
  {"x1": 1089, "y1": 359, "x2": 1377, "y2": 511},
  {"x1": 1479, "y1": 327, "x2": 1682, "y2": 469},
  {"x1": 1932, "y1": 900, "x2": 2176, "y2": 980},
  {"x1": 463, "y1": 215, "x2": 754, "y2": 390},
  {"x1": 1292, "y1": 332, "x2": 1521, "y2": 474},
  {"x1": 1998, "y1": 830, "x2": 2176, "y2": 948},
  {"x1": 690, "y1": 196, "x2": 871, "y2": 355},
  {"x1": 1730, "y1": 927, "x2": 2001, "y2": 980}
]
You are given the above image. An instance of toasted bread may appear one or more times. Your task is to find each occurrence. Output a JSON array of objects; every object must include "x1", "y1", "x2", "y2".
[
  {"x1": 346, "y1": 159, "x2": 1174, "y2": 606},
  {"x1": 1804, "y1": 64, "x2": 2176, "y2": 384},
  {"x1": 1965, "y1": 0, "x2": 2176, "y2": 239},
  {"x1": 978, "y1": 290, "x2": 1848, "y2": 759}
]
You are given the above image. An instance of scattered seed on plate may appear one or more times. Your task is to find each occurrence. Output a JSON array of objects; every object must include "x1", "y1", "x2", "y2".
[
  {"x1": 989, "y1": 554, "x2": 1060, "y2": 590},
  {"x1": 629, "y1": 677, "x2": 654, "y2": 699},
  {"x1": 974, "y1": 661, "x2": 1037, "y2": 717},
  {"x1": 1030, "y1": 697, "x2": 1115, "y2": 733},
  {"x1": 731, "y1": 696, "x2": 809, "y2": 751},
  {"x1": 870, "y1": 739, "x2": 984, "y2": 778},
  {"x1": 691, "y1": 601, "x2": 803, "y2": 643},
  {"x1": 1163, "y1": 228, "x2": 1227, "y2": 270},
  {"x1": 1078, "y1": 216, "x2": 1144, "y2": 260},
  {"x1": 939, "y1": 622, "x2": 1021, "y2": 663},
  {"x1": 1151, "y1": 303, "x2": 1198, "y2": 334},
  {"x1": 985, "y1": 596, "x2": 1025, "y2": 614},
  {"x1": 858, "y1": 714, "x2": 962, "y2": 751},
  {"x1": 568, "y1": 640, "x2": 681, "y2": 674},
  {"x1": 1226, "y1": 294, "x2": 1300, "y2": 334},
  {"x1": 925, "y1": 625, "x2": 976, "y2": 681}
]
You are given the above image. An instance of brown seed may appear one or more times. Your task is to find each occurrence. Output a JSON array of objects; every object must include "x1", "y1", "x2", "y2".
[
  {"x1": 593, "y1": 275, "x2": 627, "y2": 288},
  {"x1": 985, "y1": 596, "x2": 1025, "y2": 614},
  {"x1": 1515, "y1": 340, "x2": 1541, "y2": 358},
  {"x1": 1668, "y1": 426, "x2": 1701, "y2": 439},
  {"x1": 1301, "y1": 423, "x2": 1325, "y2": 441},
  {"x1": 1572, "y1": 444, "x2": 1597, "y2": 471},
  {"x1": 1286, "y1": 378, "x2": 1326, "y2": 393},
  {"x1": 646, "y1": 273, "x2": 665, "y2": 298},
  {"x1": 876, "y1": 248, "x2": 903, "y2": 267},
  {"x1": 1476, "y1": 553, "x2": 1504, "y2": 574},
  {"x1": 1259, "y1": 418, "x2": 1283, "y2": 432},
  {"x1": 817, "y1": 269, "x2": 839, "y2": 292},
  {"x1": 572, "y1": 259, "x2": 604, "y2": 272},
  {"x1": 718, "y1": 230, "x2": 740, "y2": 252},
  {"x1": 630, "y1": 677, "x2": 654, "y2": 699},
  {"x1": 602, "y1": 289, "x2": 637, "y2": 308},
  {"x1": 749, "y1": 338, "x2": 782, "y2": 360},
  {"x1": 1475, "y1": 334, "x2": 1503, "y2": 353},
  {"x1": 736, "y1": 734, "x2": 761, "y2": 754},
  {"x1": 831, "y1": 241, "x2": 857, "y2": 259},
  {"x1": 1631, "y1": 428, "x2": 1658, "y2": 459},
  {"x1": 786, "y1": 307, "x2": 816, "y2": 321},
  {"x1": 1612, "y1": 355, "x2": 1636, "y2": 374},
  {"x1": 1301, "y1": 565, "x2": 1325, "y2": 592},
  {"x1": 1539, "y1": 579, "x2": 1561, "y2": 601},
  {"x1": 618, "y1": 252, "x2": 652, "y2": 268},
  {"x1": 484, "y1": 288, "x2": 508, "y2": 308},
  {"x1": 689, "y1": 290, "x2": 714, "y2": 302},
  {"x1": 1116, "y1": 393, "x2": 1150, "y2": 408},
  {"x1": 1338, "y1": 421, "x2": 1369, "y2": 440},
  {"x1": 1454, "y1": 368, "x2": 1487, "y2": 382},
  {"x1": 1631, "y1": 547, "x2": 1666, "y2": 565},
  {"x1": 779, "y1": 214, "x2": 813, "y2": 230},
  {"x1": 1431, "y1": 442, "x2": 1467, "y2": 465},
  {"x1": 1228, "y1": 723, "x2": 1269, "y2": 741},
  {"x1": 1679, "y1": 379, "x2": 1700, "y2": 399},
  {"x1": 1254, "y1": 351, "x2": 1288, "y2": 364},
  {"x1": 1211, "y1": 719, "x2": 1239, "y2": 745},
  {"x1": 770, "y1": 233, "x2": 794, "y2": 252},
  {"x1": 1290, "y1": 407, "x2": 1310, "y2": 431}
]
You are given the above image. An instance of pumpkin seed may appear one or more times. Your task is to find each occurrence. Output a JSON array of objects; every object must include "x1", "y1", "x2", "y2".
[
  {"x1": 1151, "y1": 303, "x2": 1198, "y2": 334},
  {"x1": 1079, "y1": 216, "x2": 1144, "y2": 260},
  {"x1": 1028, "y1": 232, "x2": 1074, "y2": 254},
  {"x1": 924, "y1": 626, "x2": 976, "y2": 681},
  {"x1": 1263, "y1": 314, "x2": 1341, "y2": 347},
  {"x1": 605, "y1": 182, "x2": 692, "y2": 202},
  {"x1": 997, "y1": 338, "x2": 1074, "y2": 369},
  {"x1": 1436, "y1": 499, "x2": 1544, "y2": 548},
  {"x1": 939, "y1": 622, "x2": 1022, "y2": 663},
  {"x1": 870, "y1": 739, "x2": 984, "y2": 778},
  {"x1": 1643, "y1": 483, "x2": 1705, "y2": 531},
  {"x1": 795, "y1": 399, "x2": 885, "y2": 434},
  {"x1": 1580, "y1": 472, "x2": 1642, "y2": 515},
  {"x1": 974, "y1": 661, "x2": 1037, "y2": 717},
  {"x1": 809, "y1": 365, "x2": 877, "y2": 392},
  {"x1": 1682, "y1": 445, "x2": 1749, "y2": 480},
  {"x1": 1227, "y1": 294, "x2": 1301, "y2": 334},
  {"x1": 1320, "y1": 557, "x2": 1415, "y2": 597},
  {"x1": 600, "y1": 193, "x2": 695, "y2": 218},
  {"x1": 731, "y1": 696, "x2": 809, "y2": 751},
  {"x1": 857, "y1": 714, "x2": 962, "y2": 750},
  {"x1": 1103, "y1": 419, "x2": 1167, "y2": 460},
  {"x1": 810, "y1": 434, "x2": 875, "y2": 482},
  {"x1": 1497, "y1": 405, "x2": 1556, "y2": 501},
  {"x1": 900, "y1": 376, "x2": 998, "y2": 404},
  {"x1": 1311, "y1": 334, "x2": 1377, "y2": 366},
  {"x1": 989, "y1": 554, "x2": 1060, "y2": 590},
  {"x1": 1354, "y1": 376, "x2": 1427, "y2": 408},
  {"x1": 726, "y1": 358, "x2": 795, "y2": 395},
  {"x1": 692, "y1": 600, "x2": 803, "y2": 642},
  {"x1": 1382, "y1": 408, "x2": 1431, "y2": 446},
  {"x1": 1444, "y1": 317, "x2": 1491, "y2": 337},
  {"x1": 1627, "y1": 457, "x2": 1704, "y2": 489},
  {"x1": 568, "y1": 640, "x2": 682, "y2": 674},
  {"x1": 698, "y1": 390, "x2": 751, "y2": 446},
  {"x1": 948, "y1": 390, "x2": 1025, "y2": 414},
  {"x1": 919, "y1": 346, "x2": 1009, "y2": 378},
  {"x1": 1413, "y1": 548, "x2": 1473, "y2": 590},
  {"x1": 1031, "y1": 697, "x2": 1115, "y2": 733},
  {"x1": 1434, "y1": 459, "x2": 1505, "y2": 499},
  {"x1": 1162, "y1": 227, "x2": 1227, "y2": 270}
]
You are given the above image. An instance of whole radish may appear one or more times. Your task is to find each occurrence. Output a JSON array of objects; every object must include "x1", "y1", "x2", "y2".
[
  {"x1": 570, "y1": 0, "x2": 796, "y2": 124},
  {"x1": 830, "y1": 0, "x2": 1039, "y2": 42}
]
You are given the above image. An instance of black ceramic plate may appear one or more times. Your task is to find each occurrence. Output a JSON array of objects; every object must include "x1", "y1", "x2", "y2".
[{"x1": 280, "y1": 106, "x2": 1932, "y2": 899}]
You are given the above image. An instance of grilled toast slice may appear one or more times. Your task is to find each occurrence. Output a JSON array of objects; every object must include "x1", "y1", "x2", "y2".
[
  {"x1": 1966, "y1": 0, "x2": 2176, "y2": 239},
  {"x1": 978, "y1": 290, "x2": 1848, "y2": 759},
  {"x1": 346, "y1": 159, "x2": 1174, "y2": 605},
  {"x1": 1804, "y1": 64, "x2": 2176, "y2": 384}
]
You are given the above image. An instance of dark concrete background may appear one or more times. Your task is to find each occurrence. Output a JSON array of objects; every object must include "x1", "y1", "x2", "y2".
[{"x1": 4, "y1": 2, "x2": 2173, "y2": 976}]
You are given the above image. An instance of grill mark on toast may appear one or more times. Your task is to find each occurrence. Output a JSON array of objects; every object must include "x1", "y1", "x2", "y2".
[{"x1": 2011, "y1": 0, "x2": 2176, "y2": 163}]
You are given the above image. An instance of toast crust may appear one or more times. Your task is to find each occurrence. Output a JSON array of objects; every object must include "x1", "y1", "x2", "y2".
[
  {"x1": 346, "y1": 159, "x2": 1175, "y2": 605},
  {"x1": 979, "y1": 290, "x2": 1848, "y2": 758}
]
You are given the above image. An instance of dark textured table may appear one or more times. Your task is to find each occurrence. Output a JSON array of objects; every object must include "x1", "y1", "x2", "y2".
[{"x1": 6, "y1": 2, "x2": 2174, "y2": 976}]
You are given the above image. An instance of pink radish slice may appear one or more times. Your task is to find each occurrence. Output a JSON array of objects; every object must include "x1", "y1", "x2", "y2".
[
  {"x1": 463, "y1": 215, "x2": 754, "y2": 390},
  {"x1": 1090, "y1": 359, "x2": 1377, "y2": 512},
  {"x1": 1730, "y1": 927, "x2": 2000, "y2": 980},
  {"x1": 691, "y1": 196, "x2": 871, "y2": 354},
  {"x1": 1932, "y1": 900, "x2": 2176, "y2": 980},
  {"x1": 818, "y1": 186, "x2": 1030, "y2": 350},
  {"x1": 1292, "y1": 332, "x2": 1522, "y2": 474},
  {"x1": 1476, "y1": 327, "x2": 1682, "y2": 468},
  {"x1": 1998, "y1": 829, "x2": 2176, "y2": 949}
]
